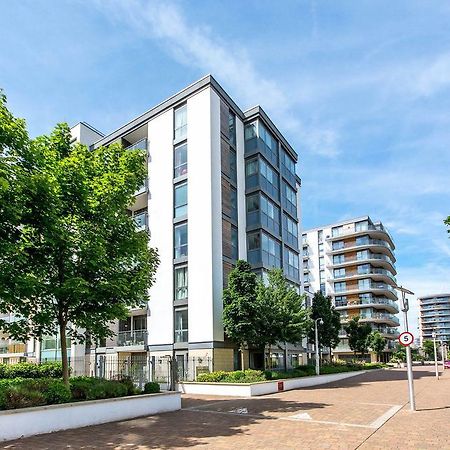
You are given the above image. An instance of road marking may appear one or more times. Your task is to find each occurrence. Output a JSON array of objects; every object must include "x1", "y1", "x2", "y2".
[
  {"x1": 289, "y1": 412, "x2": 312, "y2": 420},
  {"x1": 280, "y1": 417, "x2": 375, "y2": 429},
  {"x1": 369, "y1": 404, "x2": 403, "y2": 429},
  {"x1": 229, "y1": 407, "x2": 248, "y2": 414}
]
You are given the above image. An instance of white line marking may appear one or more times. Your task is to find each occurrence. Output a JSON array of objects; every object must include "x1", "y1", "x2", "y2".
[
  {"x1": 280, "y1": 417, "x2": 374, "y2": 429},
  {"x1": 369, "y1": 405, "x2": 403, "y2": 429},
  {"x1": 290, "y1": 412, "x2": 312, "y2": 420}
]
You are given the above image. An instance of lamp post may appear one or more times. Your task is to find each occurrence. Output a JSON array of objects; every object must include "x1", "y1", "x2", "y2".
[
  {"x1": 395, "y1": 285, "x2": 416, "y2": 411},
  {"x1": 432, "y1": 331, "x2": 439, "y2": 379},
  {"x1": 315, "y1": 317, "x2": 323, "y2": 376},
  {"x1": 440, "y1": 340, "x2": 445, "y2": 372}
]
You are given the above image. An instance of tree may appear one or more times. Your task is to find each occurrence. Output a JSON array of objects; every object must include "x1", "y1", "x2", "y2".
[
  {"x1": 223, "y1": 260, "x2": 261, "y2": 369},
  {"x1": 367, "y1": 331, "x2": 387, "y2": 362},
  {"x1": 422, "y1": 339, "x2": 435, "y2": 359},
  {"x1": 258, "y1": 269, "x2": 311, "y2": 369},
  {"x1": 445, "y1": 216, "x2": 450, "y2": 234},
  {"x1": 344, "y1": 316, "x2": 372, "y2": 357},
  {"x1": 0, "y1": 93, "x2": 159, "y2": 385},
  {"x1": 307, "y1": 291, "x2": 341, "y2": 359}
]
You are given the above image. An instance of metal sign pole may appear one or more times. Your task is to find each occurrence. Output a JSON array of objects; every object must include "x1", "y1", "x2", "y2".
[{"x1": 432, "y1": 333, "x2": 439, "y2": 380}]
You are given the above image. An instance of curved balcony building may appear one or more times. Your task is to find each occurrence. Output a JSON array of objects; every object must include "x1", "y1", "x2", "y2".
[{"x1": 303, "y1": 216, "x2": 399, "y2": 362}]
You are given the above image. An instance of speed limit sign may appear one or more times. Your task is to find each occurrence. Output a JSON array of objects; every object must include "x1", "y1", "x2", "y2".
[{"x1": 398, "y1": 331, "x2": 414, "y2": 347}]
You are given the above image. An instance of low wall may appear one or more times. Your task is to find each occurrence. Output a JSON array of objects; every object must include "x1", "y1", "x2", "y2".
[
  {"x1": 0, "y1": 391, "x2": 181, "y2": 442},
  {"x1": 179, "y1": 370, "x2": 370, "y2": 397}
]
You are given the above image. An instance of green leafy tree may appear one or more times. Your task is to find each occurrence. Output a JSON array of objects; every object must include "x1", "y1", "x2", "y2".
[
  {"x1": 223, "y1": 260, "x2": 261, "y2": 369},
  {"x1": 307, "y1": 291, "x2": 341, "y2": 358},
  {"x1": 344, "y1": 316, "x2": 372, "y2": 357},
  {"x1": 445, "y1": 216, "x2": 450, "y2": 234},
  {"x1": 422, "y1": 339, "x2": 435, "y2": 359},
  {"x1": 257, "y1": 269, "x2": 311, "y2": 369},
  {"x1": 0, "y1": 93, "x2": 159, "y2": 385},
  {"x1": 367, "y1": 331, "x2": 387, "y2": 362}
]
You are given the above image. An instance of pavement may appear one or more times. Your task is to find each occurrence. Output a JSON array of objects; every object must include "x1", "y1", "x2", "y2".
[{"x1": 2, "y1": 365, "x2": 449, "y2": 449}]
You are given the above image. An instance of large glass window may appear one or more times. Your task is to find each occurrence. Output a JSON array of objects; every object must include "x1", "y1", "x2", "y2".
[
  {"x1": 258, "y1": 122, "x2": 278, "y2": 165},
  {"x1": 284, "y1": 247, "x2": 299, "y2": 279},
  {"x1": 281, "y1": 149, "x2": 296, "y2": 185},
  {"x1": 174, "y1": 266, "x2": 188, "y2": 301},
  {"x1": 260, "y1": 159, "x2": 279, "y2": 199},
  {"x1": 333, "y1": 254, "x2": 345, "y2": 264},
  {"x1": 244, "y1": 121, "x2": 257, "y2": 140},
  {"x1": 332, "y1": 240, "x2": 344, "y2": 250},
  {"x1": 229, "y1": 112, "x2": 236, "y2": 147},
  {"x1": 334, "y1": 268, "x2": 345, "y2": 278},
  {"x1": 174, "y1": 308, "x2": 188, "y2": 343},
  {"x1": 231, "y1": 226, "x2": 238, "y2": 260},
  {"x1": 174, "y1": 183, "x2": 187, "y2": 218},
  {"x1": 262, "y1": 233, "x2": 281, "y2": 268},
  {"x1": 260, "y1": 195, "x2": 280, "y2": 234},
  {"x1": 334, "y1": 281, "x2": 346, "y2": 292},
  {"x1": 319, "y1": 256, "x2": 325, "y2": 269},
  {"x1": 174, "y1": 105, "x2": 187, "y2": 141},
  {"x1": 229, "y1": 148, "x2": 237, "y2": 183},
  {"x1": 230, "y1": 186, "x2": 237, "y2": 221},
  {"x1": 283, "y1": 214, "x2": 297, "y2": 247},
  {"x1": 174, "y1": 223, "x2": 188, "y2": 258},
  {"x1": 282, "y1": 182, "x2": 296, "y2": 216},
  {"x1": 174, "y1": 143, "x2": 187, "y2": 178}
]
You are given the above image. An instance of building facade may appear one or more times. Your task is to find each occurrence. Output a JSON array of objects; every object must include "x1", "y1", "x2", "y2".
[
  {"x1": 418, "y1": 294, "x2": 450, "y2": 346},
  {"x1": 303, "y1": 216, "x2": 399, "y2": 361},
  {"x1": 68, "y1": 75, "x2": 303, "y2": 373}
]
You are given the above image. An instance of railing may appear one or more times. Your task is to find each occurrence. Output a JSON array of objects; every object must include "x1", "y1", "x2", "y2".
[
  {"x1": 360, "y1": 313, "x2": 399, "y2": 325},
  {"x1": 331, "y1": 253, "x2": 396, "y2": 269},
  {"x1": 174, "y1": 330, "x2": 188, "y2": 343},
  {"x1": 335, "y1": 282, "x2": 397, "y2": 294},
  {"x1": 332, "y1": 238, "x2": 392, "y2": 251},
  {"x1": 135, "y1": 178, "x2": 148, "y2": 196},
  {"x1": 335, "y1": 297, "x2": 398, "y2": 311},
  {"x1": 133, "y1": 212, "x2": 148, "y2": 231},
  {"x1": 333, "y1": 267, "x2": 396, "y2": 282},
  {"x1": 125, "y1": 138, "x2": 148, "y2": 152},
  {"x1": 117, "y1": 330, "x2": 147, "y2": 347},
  {"x1": 330, "y1": 223, "x2": 393, "y2": 241}
]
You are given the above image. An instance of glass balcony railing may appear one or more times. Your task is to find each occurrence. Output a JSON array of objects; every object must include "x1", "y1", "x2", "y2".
[
  {"x1": 335, "y1": 296, "x2": 399, "y2": 311},
  {"x1": 175, "y1": 330, "x2": 188, "y2": 343},
  {"x1": 360, "y1": 312, "x2": 400, "y2": 325},
  {"x1": 125, "y1": 138, "x2": 148, "y2": 152},
  {"x1": 331, "y1": 252, "x2": 396, "y2": 269},
  {"x1": 333, "y1": 267, "x2": 396, "y2": 282},
  {"x1": 332, "y1": 238, "x2": 392, "y2": 251},
  {"x1": 335, "y1": 282, "x2": 397, "y2": 294},
  {"x1": 117, "y1": 330, "x2": 147, "y2": 347},
  {"x1": 330, "y1": 223, "x2": 393, "y2": 241}
]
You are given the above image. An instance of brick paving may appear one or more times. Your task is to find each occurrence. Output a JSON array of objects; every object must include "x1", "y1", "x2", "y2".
[{"x1": 2, "y1": 366, "x2": 449, "y2": 449}]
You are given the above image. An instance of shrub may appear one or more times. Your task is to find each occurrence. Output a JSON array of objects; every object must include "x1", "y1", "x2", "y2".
[
  {"x1": 0, "y1": 361, "x2": 63, "y2": 379},
  {"x1": 196, "y1": 369, "x2": 265, "y2": 383},
  {"x1": 2, "y1": 384, "x2": 47, "y2": 409},
  {"x1": 41, "y1": 379, "x2": 71, "y2": 404},
  {"x1": 143, "y1": 382, "x2": 160, "y2": 394},
  {"x1": 118, "y1": 376, "x2": 138, "y2": 396},
  {"x1": 196, "y1": 371, "x2": 228, "y2": 383},
  {"x1": 69, "y1": 377, "x2": 129, "y2": 401}
]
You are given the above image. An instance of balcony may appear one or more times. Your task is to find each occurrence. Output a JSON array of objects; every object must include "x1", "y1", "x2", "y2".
[
  {"x1": 335, "y1": 296, "x2": 399, "y2": 313},
  {"x1": 332, "y1": 267, "x2": 396, "y2": 284},
  {"x1": 340, "y1": 312, "x2": 399, "y2": 326},
  {"x1": 329, "y1": 252, "x2": 396, "y2": 273},
  {"x1": 133, "y1": 211, "x2": 148, "y2": 232},
  {"x1": 334, "y1": 282, "x2": 398, "y2": 299},
  {"x1": 134, "y1": 177, "x2": 148, "y2": 197},
  {"x1": 329, "y1": 238, "x2": 393, "y2": 256},
  {"x1": 0, "y1": 341, "x2": 26, "y2": 354},
  {"x1": 327, "y1": 223, "x2": 394, "y2": 248},
  {"x1": 117, "y1": 330, "x2": 147, "y2": 347},
  {"x1": 125, "y1": 138, "x2": 148, "y2": 152}
]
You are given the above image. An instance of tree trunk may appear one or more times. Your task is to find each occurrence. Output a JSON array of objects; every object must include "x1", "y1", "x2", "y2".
[
  {"x1": 240, "y1": 345, "x2": 245, "y2": 371},
  {"x1": 59, "y1": 320, "x2": 69, "y2": 387},
  {"x1": 267, "y1": 344, "x2": 271, "y2": 370}
]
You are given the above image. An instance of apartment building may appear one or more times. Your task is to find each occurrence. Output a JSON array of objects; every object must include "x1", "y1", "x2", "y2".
[
  {"x1": 67, "y1": 75, "x2": 303, "y2": 373},
  {"x1": 418, "y1": 294, "x2": 450, "y2": 346},
  {"x1": 303, "y1": 216, "x2": 400, "y2": 361}
]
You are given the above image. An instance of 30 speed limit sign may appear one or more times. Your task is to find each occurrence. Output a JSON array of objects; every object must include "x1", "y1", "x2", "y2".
[{"x1": 398, "y1": 331, "x2": 414, "y2": 347}]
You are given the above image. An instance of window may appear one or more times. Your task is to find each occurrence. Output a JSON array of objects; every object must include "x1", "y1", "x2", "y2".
[
  {"x1": 334, "y1": 268, "x2": 345, "y2": 278},
  {"x1": 174, "y1": 183, "x2": 187, "y2": 218},
  {"x1": 244, "y1": 121, "x2": 257, "y2": 140},
  {"x1": 332, "y1": 241, "x2": 344, "y2": 250},
  {"x1": 283, "y1": 214, "x2": 298, "y2": 247},
  {"x1": 333, "y1": 254, "x2": 345, "y2": 264},
  {"x1": 356, "y1": 235, "x2": 369, "y2": 246},
  {"x1": 174, "y1": 105, "x2": 187, "y2": 141},
  {"x1": 258, "y1": 122, "x2": 278, "y2": 165},
  {"x1": 133, "y1": 315, "x2": 147, "y2": 331},
  {"x1": 357, "y1": 250, "x2": 369, "y2": 260},
  {"x1": 320, "y1": 283, "x2": 326, "y2": 295},
  {"x1": 303, "y1": 260, "x2": 309, "y2": 269},
  {"x1": 246, "y1": 159, "x2": 258, "y2": 176},
  {"x1": 320, "y1": 270, "x2": 326, "y2": 282},
  {"x1": 281, "y1": 149, "x2": 296, "y2": 181},
  {"x1": 230, "y1": 186, "x2": 237, "y2": 221},
  {"x1": 229, "y1": 112, "x2": 236, "y2": 147},
  {"x1": 262, "y1": 233, "x2": 281, "y2": 268},
  {"x1": 247, "y1": 194, "x2": 259, "y2": 213},
  {"x1": 174, "y1": 308, "x2": 188, "y2": 343},
  {"x1": 260, "y1": 195, "x2": 280, "y2": 233},
  {"x1": 318, "y1": 230, "x2": 323, "y2": 243},
  {"x1": 355, "y1": 220, "x2": 368, "y2": 232},
  {"x1": 231, "y1": 226, "x2": 238, "y2": 260},
  {"x1": 334, "y1": 281, "x2": 346, "y2": 292},
  {"x1": 174, "y1": 223, "x2": 188, "y2": 258},
  {"x1": 318, "y1": 243, "x2": 324, "y2": 254},
  {"x1": 282, "y1": 182, "x2": 296, "y2": 214},
  {"x1": 335, "y1": 296, "x2": 347, "y2": 307},
  {"x1": 358, "y1": 278, "x2": 370, "y2": 289},
  {"x1": 174, "y1": 143, "x2": 187, "y2": 178},
  {"x1": 357, "y1": 264, "x2": 370, "y2": 274},
  {"x1": 229, "y1": 148, "x2": 237, "y2": 182},
  {"x1": 133, "y1": 209, "x2": 147, "y2": 231},
  {"x1": 174, "y1": 266, "x2": 188, "y2": 301},
  {"x1": 284, "y1": 247, "x2": 299, "y2": 279},
  {"x1": 319, "y1": 256, "x2": 325, "y2": 269},
  {"x1": 248, "y1": 232, "x2": 260, "y2": 250},
  {"x1": 260, "y1": 159, "x2": 279, "y2": 199},
  {"x1": 332, "y1": 226, "x2": 343, "y2": 237}
]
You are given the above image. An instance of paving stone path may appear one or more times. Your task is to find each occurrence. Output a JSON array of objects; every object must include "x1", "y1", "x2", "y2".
[{"x1": 2, "y1": 365, "x2": 449, "y2": 449}]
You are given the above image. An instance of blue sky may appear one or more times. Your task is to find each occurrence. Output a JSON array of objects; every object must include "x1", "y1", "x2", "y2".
[{"x1": 2, "y1": 0, "x2": 450, "y2": 333}]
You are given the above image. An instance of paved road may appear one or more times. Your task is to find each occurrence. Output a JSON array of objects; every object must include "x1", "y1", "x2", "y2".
[{"x1": 2, "y1": 366, "x2": 449, "y2": 449}]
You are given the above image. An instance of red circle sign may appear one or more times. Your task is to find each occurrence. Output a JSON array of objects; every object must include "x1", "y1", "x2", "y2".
[{"x1": 398, "y1": 331, "x2": 414, "y2": 347}]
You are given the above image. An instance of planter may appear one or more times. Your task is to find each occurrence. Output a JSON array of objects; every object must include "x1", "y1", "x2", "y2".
[
  {"x1": 178, "y1": 370, "x2": 372, "y2": 397},
  {"x1": 0, "y1": 391, "x2": 181, "y2": 442}
]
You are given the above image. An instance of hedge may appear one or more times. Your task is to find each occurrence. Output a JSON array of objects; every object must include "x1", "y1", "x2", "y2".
[
  {"x1": 194, "y1": 362, "x2": 385, "y2": 383},
  {"x1": 0, "y1": 362, "x2": 63, "y2": 379}
]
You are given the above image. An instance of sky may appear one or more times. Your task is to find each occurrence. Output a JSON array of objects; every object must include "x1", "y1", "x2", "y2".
[{"x1": 1, "y1": 0, "x2": 450, "y2": 334}]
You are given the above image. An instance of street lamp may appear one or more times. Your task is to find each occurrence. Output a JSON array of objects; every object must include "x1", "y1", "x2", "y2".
[
  {"x1": 432, "y1": 331, "x2": 439, "y2": 379},
  {"x1": 394, "y1": 285, "x2": 416, "y2": 411},
  {"x1": 315, "y1": 317, "x2": 323, "y2": 376}
]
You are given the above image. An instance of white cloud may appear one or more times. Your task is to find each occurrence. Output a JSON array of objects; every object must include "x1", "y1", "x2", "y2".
[{"x1": 94, "y1": 0, "x2": 340, "y2": 157}]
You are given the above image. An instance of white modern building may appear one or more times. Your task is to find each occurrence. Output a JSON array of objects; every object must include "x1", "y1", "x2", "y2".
[
  {"x1": 418, "y1": 294, "x2": 450, "y2": 346},
  {"x1": 67, "y1": 75, "x2": 303, "y2": 374},
  {"x1": 303, "y1": 216, "x2": 400, "y2": 361}
]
